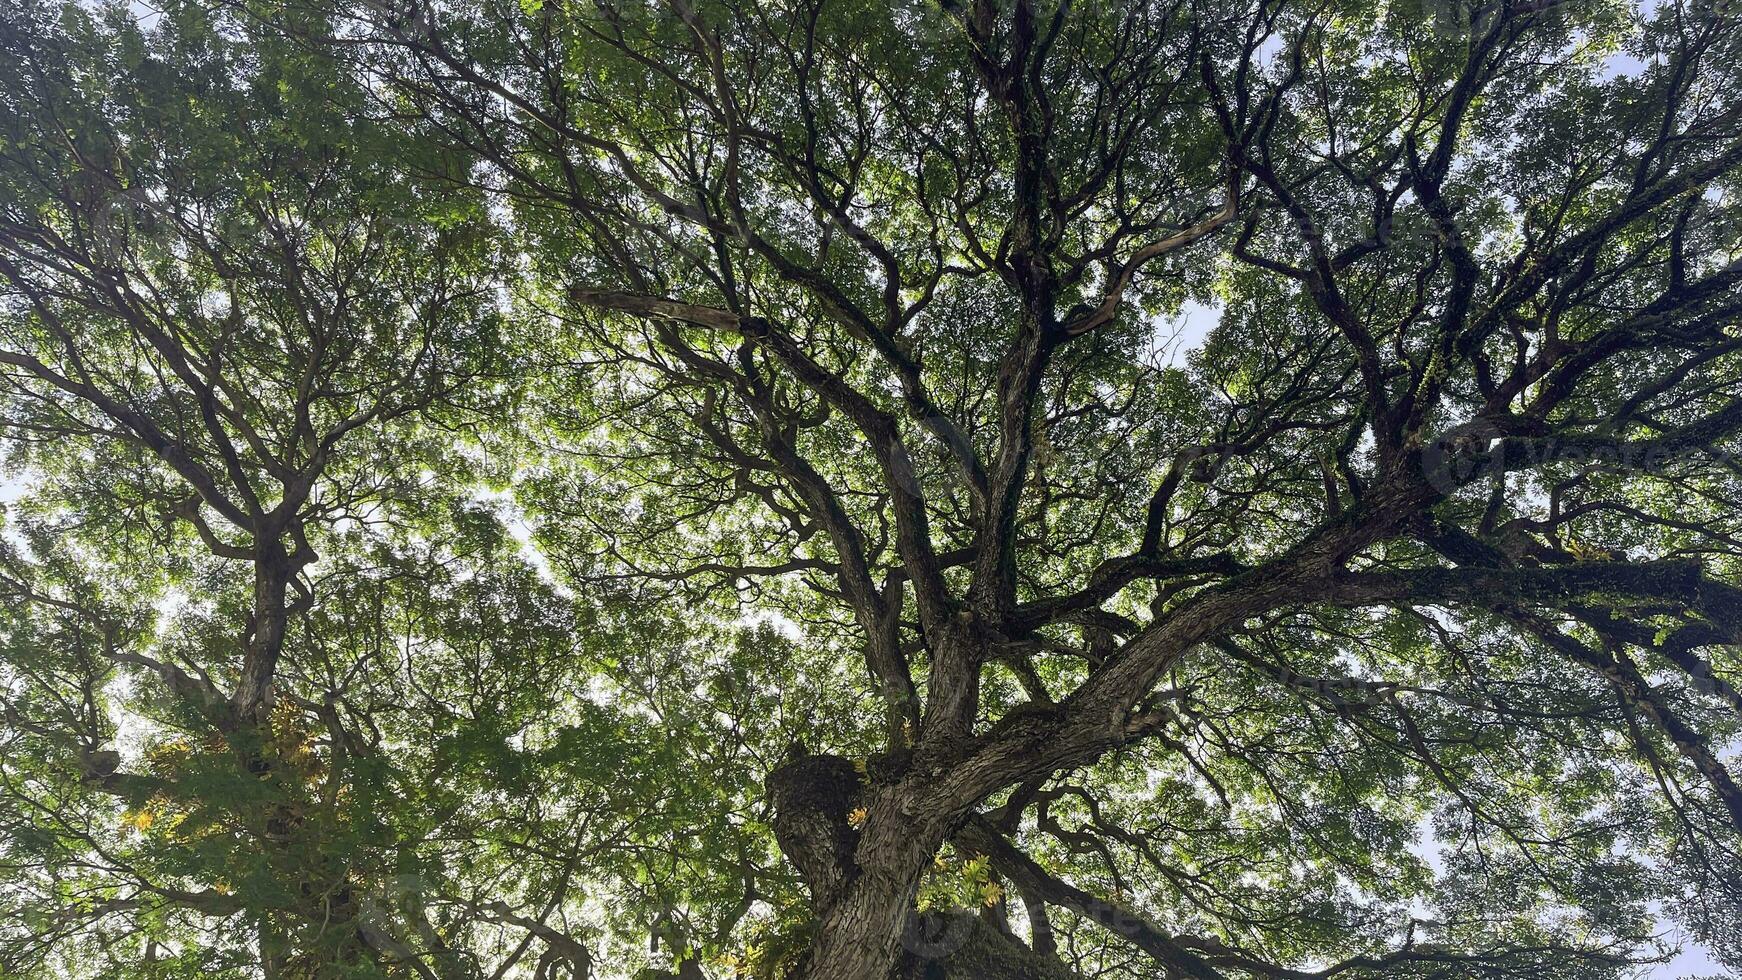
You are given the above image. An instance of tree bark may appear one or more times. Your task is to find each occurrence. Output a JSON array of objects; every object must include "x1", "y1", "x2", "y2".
[{"x1": 769, "y1": 754, "x2": 1082, "y2": 980}]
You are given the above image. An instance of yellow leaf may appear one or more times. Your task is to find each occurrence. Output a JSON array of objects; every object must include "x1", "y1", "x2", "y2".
[
  {"x1": 846, "y1": 806, "x2": 869, "y2": 829},
  {"x1": 981, "y1": 881, "x2": 1004, "y2": 907}
]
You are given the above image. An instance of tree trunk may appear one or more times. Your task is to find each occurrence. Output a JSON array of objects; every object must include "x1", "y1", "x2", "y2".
[{"x1": 769, "y1": 754, "x2": 1082, "y2": 980}]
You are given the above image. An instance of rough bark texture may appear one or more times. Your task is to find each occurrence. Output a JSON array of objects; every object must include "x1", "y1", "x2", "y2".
[
  {"x1": 893, "y1": 912, "x2": 1081, "y2": 980},
  {"x1": 767, "y1": 754, "x2": 865, "y2": 913},
  {"x1": 769, "y1": 754, "x2": 1084, "y2": 980}
]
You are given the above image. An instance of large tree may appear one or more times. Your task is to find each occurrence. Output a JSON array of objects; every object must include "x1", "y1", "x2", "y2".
[{"x1": 3, "y1": 0, "x2": 1742, "y2": 978}]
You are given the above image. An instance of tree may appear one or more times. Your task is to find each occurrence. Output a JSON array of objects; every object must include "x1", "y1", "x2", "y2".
[{"x1": 3, "y1": 0, "x2": 1742, "y2": 978}]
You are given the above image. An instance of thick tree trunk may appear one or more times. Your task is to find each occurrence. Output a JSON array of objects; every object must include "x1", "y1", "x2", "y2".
[
  {"x1": 769, "y1": 755, "x2": 933, "y2": 980},
  {"x1": 798, "y1": 843, "x2": 928, "y2": 980},
  {"x1": 769, "y1": 754, "x2": 1081, "y2": 980},
  {"x1": 894, "y1": 911, "x2": 1083, "y2": 980}
]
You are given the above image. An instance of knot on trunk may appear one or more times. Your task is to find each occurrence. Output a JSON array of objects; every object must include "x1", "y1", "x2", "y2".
[{"x1": 766, "y1": 753, "x2": 862, "y2": 912}]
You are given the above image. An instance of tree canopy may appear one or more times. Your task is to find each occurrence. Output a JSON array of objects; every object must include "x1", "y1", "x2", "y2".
[{"x1": 2, "y1": 0, "x2": 1741, "y2": 978}]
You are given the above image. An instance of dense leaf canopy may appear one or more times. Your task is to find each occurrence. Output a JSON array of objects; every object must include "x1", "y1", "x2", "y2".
[{"x1": 1, "y1": 0, "x2": 1741, "y2": 978}]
